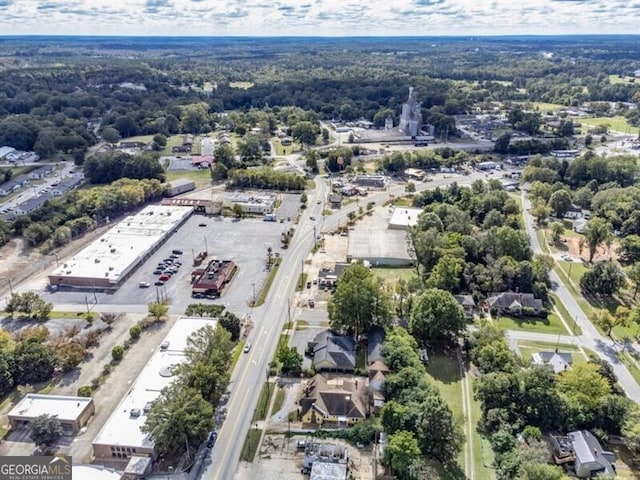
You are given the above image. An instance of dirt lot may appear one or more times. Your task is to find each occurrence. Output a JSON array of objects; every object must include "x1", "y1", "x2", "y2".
[{"x1": 235, "y1": 435, "x2": 376, "y2": 480}]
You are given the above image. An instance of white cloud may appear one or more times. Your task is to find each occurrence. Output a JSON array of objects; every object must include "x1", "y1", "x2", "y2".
[{"x1": 1, "y1": 0, "x2": 639, "y2": 35}]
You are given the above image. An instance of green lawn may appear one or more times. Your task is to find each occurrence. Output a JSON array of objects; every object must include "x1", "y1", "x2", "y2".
[
  {"x1": 371, "y1": 267, "x2": 418, "y2": 285},
  {"x1": 617, "y1": 351, "x2": 640, "y2": 385},
  {"x1": 549, "y1": 293, "x2": 581, "y2": 335},
  {"x1": 254, "y1": 258, "x2": 282, "y2": 307},
  {"x1": 578, "y1": 116, "x2": 639, "y2": 135},
  {"x1": 426, "y1": 353, "x2": 495, "y2": 480},
  {"x1": 252, "y1": 382, "x2": 274, "y2": 422},
  {"x1": 557, "y1": 260, "x2": 589, "y2": 286},
  {"x1": 518, "y1": 101, "x2": 566, "y2": 112},
  {"x1": 165, "y1": 169, "x2": 211, "y2": 188},
  {"x1": 495, "y1": 313, "x2": 570, "y2": 335},
  {"x1": 272, "y1": 386, "x2": 286, "y2": 415},
  {"x1": 240, "y1": 428, "x2": 262, "y2": 462}
]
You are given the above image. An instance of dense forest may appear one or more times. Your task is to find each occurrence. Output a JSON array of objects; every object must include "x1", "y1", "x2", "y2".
[{"x1": 0, "y1": 36, "x2": 639, "y2": 160}]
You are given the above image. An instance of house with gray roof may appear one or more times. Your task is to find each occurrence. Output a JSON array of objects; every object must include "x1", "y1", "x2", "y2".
[
  {"x1": 299, "y1": 374, "x2": 367, "y2": 427},
  {"x1": 14, "y1": 193, "x2": 54, "y2": 216},
  {"x1": 454, "y1": 295, "x2": 475, "y2": 318},
  {"x1": 29, "y1": 166, "x2": 55, "y2": 179},
  {"x1": 552, "y1": 430, "x2": 616, "y2": 478},
  {"x1": 51, "y1": 176, "x2": 83, "y2": 196},
  {"x1": 366, "y1": 326, "x2": 385, "y2": 365},
  {"x1": 486, "y1": 291, "x2": 544, "y2": 316},
  {"x1": 307, "y1": 330, "x2": 355, "y2": 373},
  {"x1": 532, "y1": 351, "x2": 573, "y2": 374}
]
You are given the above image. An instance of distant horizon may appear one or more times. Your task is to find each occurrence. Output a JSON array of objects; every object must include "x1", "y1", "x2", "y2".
[
  {"x1": 1, "y1": 1, "x2": 640, "y2": 37},
  {"x1": 2, "y1": 33, "x2": 640, "y2": 39}
]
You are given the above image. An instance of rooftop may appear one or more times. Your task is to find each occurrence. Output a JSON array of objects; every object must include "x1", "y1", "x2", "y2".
[
  {"x1": 389, "y1": 207, "x2": 423, "y2": 228},
  {"x1": 347, "y1": 228, "x2": 412, "y2": 263},
  {"x1": 8, "y1": 394, "x2": 92, "y2": 422},
  {"x1": 50, "y1": 205, "x2": 193, "y2": 284},
  {"x1": 93, "y1": 317, "x2": 217, "y2": 450}
]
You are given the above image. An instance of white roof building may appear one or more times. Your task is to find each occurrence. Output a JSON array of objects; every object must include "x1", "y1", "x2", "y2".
[
  {"x1": 8, "y1": 394, "x2": 95, "y2": 434},
  {"x1": 388, "y1": 207, "x2": 423, "y2": 230},
  {"x1": 92, "y1": 317, "x2": 217, "y2": 461},
  {"x1": 48, "y1": 205, "x2": 193, "y2": 288}
]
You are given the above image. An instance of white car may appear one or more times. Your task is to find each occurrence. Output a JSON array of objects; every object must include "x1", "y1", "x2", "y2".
[
  {"x1": 243, "y1": 342, "x2": 251, "y2": 353},
  {"x1": 138, "y1": 281, "x2": 150, "y2": 288}
]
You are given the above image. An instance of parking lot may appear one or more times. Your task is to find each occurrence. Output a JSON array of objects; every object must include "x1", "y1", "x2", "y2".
[{"x1": 42, "y1": 213, "x2": 289, "y2": 315}]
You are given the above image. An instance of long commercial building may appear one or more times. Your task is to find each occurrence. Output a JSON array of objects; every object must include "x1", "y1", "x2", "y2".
[
  {"x1": 92, "y1": 317, "x2": 217, "y2": 463},
  {"x1": 48, "y1": 205, "x2": 193, "y2": 289}
]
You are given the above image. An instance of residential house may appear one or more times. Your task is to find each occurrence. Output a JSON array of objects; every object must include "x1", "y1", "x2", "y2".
[
  {"x1": 328, "y1": 193, "x2": 342, "y2": 208},
  {"x1": 486, "y1": 292, "x2": 544, "y2": 316},
  {"x1": 29, "y1": 166, "x2": 54, "y2": 179},
  {"x1": 0, "y1": 180, "x2": 23, "y2": 196},
  {"x1": 299, "y1": 374, "x2": 367, "y2": 426},
  {"x1": 308, "y1": 330, "x2": 355, "y2": 373},
  {"x1": 368, "y1": 360, "x2": 389, "y2": 412},
  {"x1": 366, "y1": 327, "x2": 385, "y2": 365},
  {"x1": 532, "y1": 351, "x2": 573, "y2": 374},
  {"x1": 454, "y1": 295, "x2": 475, "y2": 319},
  {"x1": 14, "y1": 193, "x2": 53, "y2": 216},
  {"x1": 552, "y1": 430, "x2": 616, "y2": 478},
  {"x1": 51, "y1": 177, "x2": 83, "y2": 196}
]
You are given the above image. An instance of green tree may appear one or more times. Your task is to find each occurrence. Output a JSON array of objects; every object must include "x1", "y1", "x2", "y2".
[
  {"x1": 129, "y1": 324, "x2": 142, "y2": 340},
  {"x1": 557, "y1": 362, "x2": 611, "y2": 410},
  {"x1": 142, "y1": 384, "x2": 214, "y2": 456},
  {"x1": 77, "y1": 385, "x2": 92, "y2": 397},
  {"x1": 0, "y1": 350, "x2": 15, "y2": 396},
  {"x1": 409, "y1": 289, "x2": 466, "y2": 348},
  {"x1": 54, "y1": 341, "x2": 86, "y2": 372},
  {"x1": 101, "y1": 127, "x2": 121, "y2": 144},
  {"x1": 214, "y1": 144, "x2": 236, "y2": 168},
  {"x1": 580, "y1": 261, "x2": 624, "y2": 297},
  {"x1": 417, "y1": 394, "x2": 463, "y2": 464},
  {"x1": 219, "y1": 311, "x2": 241, "y2": 342},
  {"x1": 30, "y1": 414, "x2": 63, "y2": 450},
  {"x1": 385, "y1": 430, "x2": 421, "y2": 480},
  {"x1": 237, "y1": 136, "x2": 262, "y2": 163},
  {"x1": 175, "y1": 325, "x2": 234, "y2": 404},
  {"x1": 292, "y1": 121, "x2": 319, "y2": 148},
  {"x1": 148, "y1": 301, "x2": 169, "y2": 322},
  {"x1": 327, "y1": 263, "x2": 392, "y2": 338},
  {"x1": 627, "y1": 262, "x2": 640, "y2": 299},
  {"x1": 427, "y1": 254, "x2": 464, "y2": 292},
  {"x1": 14, "y1": 340, "x2": 55, "y2": 385},
  {"x1": 530, "y1": 200, "x2": 551, "y2": 226},
  {"x1": 277, "y1": 345, "x2": 303, "y2": 375},
  {"x1": 583, "y1": 217, "x2": 613, "y2": 263},
  {"x1": 548, "y1": 190, "x2": 572, "y2": 218},
  {"x1": 549, "y1": 221, "x2": 565, "y2": 245},
  {"x1": 232, "y1": 203, "x2": 245, "y2": 218},
  {"x1": 591, "y1": 308, "x2": 629, "y2": 338},
  {"x1": 111, "y1": 345, "x2": 124, "y2": 361}
]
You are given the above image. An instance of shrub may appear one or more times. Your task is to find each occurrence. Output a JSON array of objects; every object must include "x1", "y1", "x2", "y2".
[
  {"x1": 129, "y1": 324, "x2": 141, "y2": 340},
  {"x1": 77, "y1": 385, "x2": 92, "y2": 397},
  {"x1": 111, "y1": 346, "x2": 124, "y2": 361}
]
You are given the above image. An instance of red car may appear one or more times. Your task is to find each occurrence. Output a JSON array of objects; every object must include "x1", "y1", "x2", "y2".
[{"x1": 159, "y1": 274, "x2": 171, "y2": 281}]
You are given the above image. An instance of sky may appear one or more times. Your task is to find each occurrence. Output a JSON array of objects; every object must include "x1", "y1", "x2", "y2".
[{"x1": 1, "y1": 0, "x2": 640, "y2": 36}]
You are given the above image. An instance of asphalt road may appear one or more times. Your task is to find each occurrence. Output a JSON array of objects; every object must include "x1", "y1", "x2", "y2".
[{"x1": 521, "y1": 189, "x2": 640, "y2": 402}]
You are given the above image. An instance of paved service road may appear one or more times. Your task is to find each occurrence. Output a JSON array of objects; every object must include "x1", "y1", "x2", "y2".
[{"x1": 521, "y1": 189, "x2": 640, "y2": 402}]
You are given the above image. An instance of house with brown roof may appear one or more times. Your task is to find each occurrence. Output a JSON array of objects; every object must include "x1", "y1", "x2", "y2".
[
  {"x1": 299, "y1": 374, "x2": 367, "y2": 427},
  {"x1": 486, "y1": 292, "x2": 544, "y2": 316}
]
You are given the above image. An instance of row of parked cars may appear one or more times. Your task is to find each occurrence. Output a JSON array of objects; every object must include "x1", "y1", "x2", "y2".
[{"x1": 139, "y1": 249, "x2": 184, "y2": 288}]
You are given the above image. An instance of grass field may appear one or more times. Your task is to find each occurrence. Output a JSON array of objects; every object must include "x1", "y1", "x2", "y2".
[
  {"x1": 609, "y1": 74, "x2": 638, "y2": 85},
  {"x1": 272, "y1": 386, "x2": 286, "y2": 415},
  {"x1": 550, "y1": 293, "x2": 581, "y2": 335},
  {"x1": 518, "y1": 101, "x2": 566, "y2": 112},
  {"x1": 371, "y1": 267, "x2": 418, "y2": 285},
  {"x1": 165, "y1": 169, "x2": 211, "y2": 188},
  {"x1": 578, "y1": 116, "x2": 639, "y2": 135},
  {"x1": 496, "y1": 313, "x2": 570, "y2": 335},
  {"x1": 426, "y1": 353, "x2": 495, "y2": 480},
  {"x1": 516, "y1": 340, "x2": 583, "y2": 363},
  {"x1": 254, "y1": 258, "x2": 282, "y2": 306},
  {"x1": 556, "y1": 260, "x2": 589, "y2": 286}
]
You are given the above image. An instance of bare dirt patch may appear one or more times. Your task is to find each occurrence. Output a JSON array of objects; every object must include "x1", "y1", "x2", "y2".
[{"x1": 563, "y1": 236, "x2": 617, "y2": 263}]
